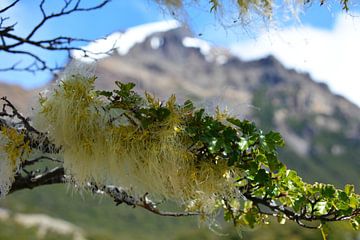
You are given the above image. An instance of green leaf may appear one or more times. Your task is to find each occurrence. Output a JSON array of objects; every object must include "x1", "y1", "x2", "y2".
[
  {"x1": 227, "y1": 118, "x2": 257, "y2": 136},
  {"x1": 321, "y1": 185, "x2": 336, "y2": 199},
  {"x1": 349, "y1": 195, "x2": 358, "y2": 209},
  {"x1": 243, "y1": 200, "x2": 253, "y2": 212},
  {"x1": 255, "y1": 154, "x2": 266, "y2": 164},
  {"x1": 240, "y1": 120, "x2": 257, "y2": 136},
  {"x1": 194, "y1": 109, "x2": 205, "y2": 121},
  {"x1": 254, "y1": 169, "x2": 270, "y2": 185},
  {"x1": 223, "y1": 210, "x2": 232, "y2": 222},
  {"x1": 315, "y1": 201, "x2": 328, "y2": 215},
  {"x1": 266, "y1": 153, "x2": 283, "y2": 172},
  {"x1": 265, "y1": 131, "x2": 285, "y2": 147},
  {"x1": 244, "y1": 212, "x2": 257, "y2": 228},
  {"x1": 223, "y1": 127, "x2": 237, "y2": 142},
  {"x1": 183, "y1": 100, "x2": 195, "y2": 111},
  {"x1": 116, "y1": 81, "x2": 136, "y2": 92},
  {"x1": 293, "y1": 196, "x2": 306, "y2": 212},
  {"x1": 156, "y1": 107, "x2": 171, "y2": 121},
  {"x1": 337, "y1": 191, "x2": 351, "y2": 210},
  {"x1": 338, "y1": 191, "x2": 350, "y2": 203},
  {"x1": 344, "y1": 184, "x2": 354, "y2": 195},
  {"x1": 96, "y1": 90, "x2": 112, "y2": 97},
  {"x1": 238, "y1": 137, "x2": 248, "y2": 151},
  {"x1": 227, "y1": 117, "x2": 242, "y2": 128}
]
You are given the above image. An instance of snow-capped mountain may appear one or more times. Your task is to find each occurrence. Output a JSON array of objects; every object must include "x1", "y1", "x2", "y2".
[
  {"x1": 72, "y1": 20, "x2": 181, "y2": 61},
  {"x1": 72, "y1": 20, "x2": 230, "y2": 66}
]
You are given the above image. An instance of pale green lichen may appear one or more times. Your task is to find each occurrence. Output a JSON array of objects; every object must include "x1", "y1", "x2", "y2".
[{"x1": 0, "y1": 127, "x2": 31, "y2": 197}]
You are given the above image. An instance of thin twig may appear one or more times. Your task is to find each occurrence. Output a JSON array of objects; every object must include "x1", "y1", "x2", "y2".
[
  {"x1": 0, "y1": 0, "x2": 111, "y2": 73},
  {"x1": 0, "y1": 0, "x2": 20, "y2": 14},
  {"x1": 89, "y1": 184, "x2": 200, "y2": 217}
]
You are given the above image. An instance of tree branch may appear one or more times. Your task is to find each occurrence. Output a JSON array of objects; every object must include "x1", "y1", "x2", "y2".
[
  {"x1": 9, "y1": 167, "x2": 66, "y2": 193},
  {"x1": 0, "y1": 0, "x2": 112, "y2": 73},
  {"x1": 88, "y1": 184, "x2": 200, "y2": 217},
  {"x1": 1, "y1": 96, "x2": 40, "y2": 134},
  {"x1": 8, "y1": 168, "x2": 199, "y2": 218},
  {"x1": 244, "y1": 193, "x2": 360, "y2": 228}
]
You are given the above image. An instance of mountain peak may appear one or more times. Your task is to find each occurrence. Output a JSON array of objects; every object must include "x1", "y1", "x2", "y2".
[{"x1": 72, "y1": 20, "x2": 181, "y2": 62}]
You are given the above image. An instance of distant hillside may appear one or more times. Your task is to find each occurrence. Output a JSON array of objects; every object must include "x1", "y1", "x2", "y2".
[
  {"x1": 0, "y1": 82, "x2": 39, "y2": 114},
  {"x1": 1, "y1": 21, "x2": 359, "y2": 240}
]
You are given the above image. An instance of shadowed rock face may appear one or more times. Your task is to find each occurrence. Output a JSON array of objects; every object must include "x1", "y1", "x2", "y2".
[{"x1": 1, "y1": 25, "x2": 359, "y2": 189}]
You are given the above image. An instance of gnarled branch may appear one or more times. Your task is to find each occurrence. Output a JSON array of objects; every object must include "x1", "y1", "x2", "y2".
[{"x1": 0, "y1": 0, "x2": 111, "y2": 73}]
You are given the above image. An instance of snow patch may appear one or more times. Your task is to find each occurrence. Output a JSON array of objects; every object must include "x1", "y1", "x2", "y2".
[
  {"x1": 182, "y1": 37, "x2": 211, "y2": 56},
  {"x1": 150, "y1": 36, "x2": 162, "y2": 49},
  {"x1": 182, "y1": 37, "x2": 229, "y2": 64},
  {"x1": 215, "y1": 55, "x2": 228, "y2": 65},
  {"x1": 73, "y1": 20, "x2": 180, "y2": 62}
]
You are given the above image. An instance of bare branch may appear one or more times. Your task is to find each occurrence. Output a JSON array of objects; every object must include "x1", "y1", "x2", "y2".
[
  {"x1": 89, "y1": 184, "x2": 200, "y2": 217},
  {"x1": 8, "y1": 168, "x2": 199, "y2": 218},
  {"x1": 26, "y1": 0, "x2": 111, "y2": 40},
  {"x1": 244, "y1": 193, "x2": 360, "y2": 228},
  {"x1": 9, "y1": 167, "x2": 66, "y2": 193},
  {"x1": 1, "y1": 96, "x2": 40, "y2": 134},
  {"x1": 0, "y1": 0, "x2": 112, "y2": 74}
]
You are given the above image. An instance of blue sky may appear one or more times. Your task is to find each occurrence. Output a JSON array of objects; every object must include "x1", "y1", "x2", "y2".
[{"x1": 1, "y1": 1, "x2": 360, "y2": 105}]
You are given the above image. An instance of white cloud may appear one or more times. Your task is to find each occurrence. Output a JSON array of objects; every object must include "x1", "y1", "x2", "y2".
[{"x1": 230, "y1": 13, "x2": 360, "y2": 107}]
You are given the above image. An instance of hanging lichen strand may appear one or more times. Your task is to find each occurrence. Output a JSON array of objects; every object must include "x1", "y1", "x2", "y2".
[
  {"x1": 0, "y1": 127, "x2": 31, "y2": 197},
  {"x1": 35, "y1": 75, "x2": 360, "y2": 231}
]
